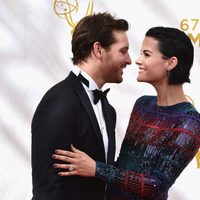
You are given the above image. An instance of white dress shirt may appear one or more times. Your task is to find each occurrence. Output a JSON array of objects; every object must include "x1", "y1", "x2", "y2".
[{"x1": 72, "y1": 66, "x2": 109, "y2": 162}]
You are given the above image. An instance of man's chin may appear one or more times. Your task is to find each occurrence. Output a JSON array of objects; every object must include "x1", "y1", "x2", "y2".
[{"x1": 116, "y1": 78, "x2": 123, "y2": 84}]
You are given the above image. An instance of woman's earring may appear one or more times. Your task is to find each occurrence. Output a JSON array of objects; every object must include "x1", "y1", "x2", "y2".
[{"x1": 167, "y1": 70, "x2": 170, "y2": 78}]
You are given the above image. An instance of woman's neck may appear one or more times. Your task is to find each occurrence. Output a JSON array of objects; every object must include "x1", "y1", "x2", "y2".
[{"x1": 155, "y1": 84, "x2": 188, "y2": 106}]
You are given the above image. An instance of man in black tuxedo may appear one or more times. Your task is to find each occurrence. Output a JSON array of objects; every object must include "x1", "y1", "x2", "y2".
[{"x1": 31, "y1": 12, "x2": 132, "y2": 200}]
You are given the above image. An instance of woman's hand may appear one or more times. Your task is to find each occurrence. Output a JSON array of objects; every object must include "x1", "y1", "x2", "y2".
[{"x1": 52, "y1": 144, "x2": 96, "y2": 177}]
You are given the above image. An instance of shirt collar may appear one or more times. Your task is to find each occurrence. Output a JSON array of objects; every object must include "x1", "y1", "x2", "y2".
[{"x1": 72, "y1": 66, "x2": 99, "y2": 90}]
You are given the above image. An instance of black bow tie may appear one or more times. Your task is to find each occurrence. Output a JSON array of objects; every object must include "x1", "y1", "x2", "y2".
[
  {"x1": 92, "y1": 88, "x2": 110, "y2": 104},
  {"x1": 78, "y1": 72, "x2": 110, "y2": 104}
]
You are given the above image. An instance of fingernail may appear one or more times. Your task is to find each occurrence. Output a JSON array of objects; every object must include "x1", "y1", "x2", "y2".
[
  {"x1": 58, "y1": 172, "x2": 62, "y2": 176},
  {"x1": 52, "y1": 154, "x2": 56, "y2": 159},
  {"x1": 53, "y1": 164, "x2": 57, "y2": 168}
]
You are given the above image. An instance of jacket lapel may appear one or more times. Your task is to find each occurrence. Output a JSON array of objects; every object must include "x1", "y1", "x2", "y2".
[{"x1": 67, "y1": 72, "x2": 106, "y2": 161}]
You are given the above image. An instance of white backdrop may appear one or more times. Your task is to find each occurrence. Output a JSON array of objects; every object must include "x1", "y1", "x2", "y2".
[{"x1": 0, "y1": 0, "x2": 199, "y2": 199}]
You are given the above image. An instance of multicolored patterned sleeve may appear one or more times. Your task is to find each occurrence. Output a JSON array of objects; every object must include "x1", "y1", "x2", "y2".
[{"x1": 95, "y1": 161, "x2": 161, "y2": 198}]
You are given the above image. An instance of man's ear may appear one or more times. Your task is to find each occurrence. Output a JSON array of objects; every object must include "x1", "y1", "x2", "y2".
[
  {"x1": 92, "y1": 41, "x2": 103, "y2": 58},
  {"x1": 166, "y1": 56, "x2": 178, "y2": 71}
]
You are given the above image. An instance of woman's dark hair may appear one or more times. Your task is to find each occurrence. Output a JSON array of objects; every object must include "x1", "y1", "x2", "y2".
[
  {"x1": 146, "y1": 26, "x2": 194, "y2": 84},
  {"x1": 71, "y1": 12, "x2": 129, "y2": 65}
]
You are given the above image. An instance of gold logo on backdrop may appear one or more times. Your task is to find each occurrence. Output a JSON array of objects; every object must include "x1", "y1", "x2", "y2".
[
  {"x1": 180, "y1": 19, "x2": 200, "y2": 47},
  {"x1": 185, "y1": 95, "x2": 195, "y2": 106},
  {"x1": 54, "y1": 0, "x2": 94, "y2": 33},
  {"x1": 196, "y1": 151, "x2": 200, "y2": 168}
]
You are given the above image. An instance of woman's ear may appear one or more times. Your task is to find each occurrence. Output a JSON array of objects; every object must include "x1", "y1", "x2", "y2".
[{"x1": 166, "y1": 56, "x2": 178, "y2": 71}]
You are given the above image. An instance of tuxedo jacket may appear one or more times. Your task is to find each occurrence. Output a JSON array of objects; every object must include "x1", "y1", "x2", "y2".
[{"x1": 31, "y1": 72, "x2": 116, "y2": 200}]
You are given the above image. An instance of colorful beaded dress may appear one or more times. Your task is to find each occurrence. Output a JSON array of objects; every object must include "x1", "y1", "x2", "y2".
[{"x1": 95, "y1": 96, "x2": 200, "y2": 200}]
